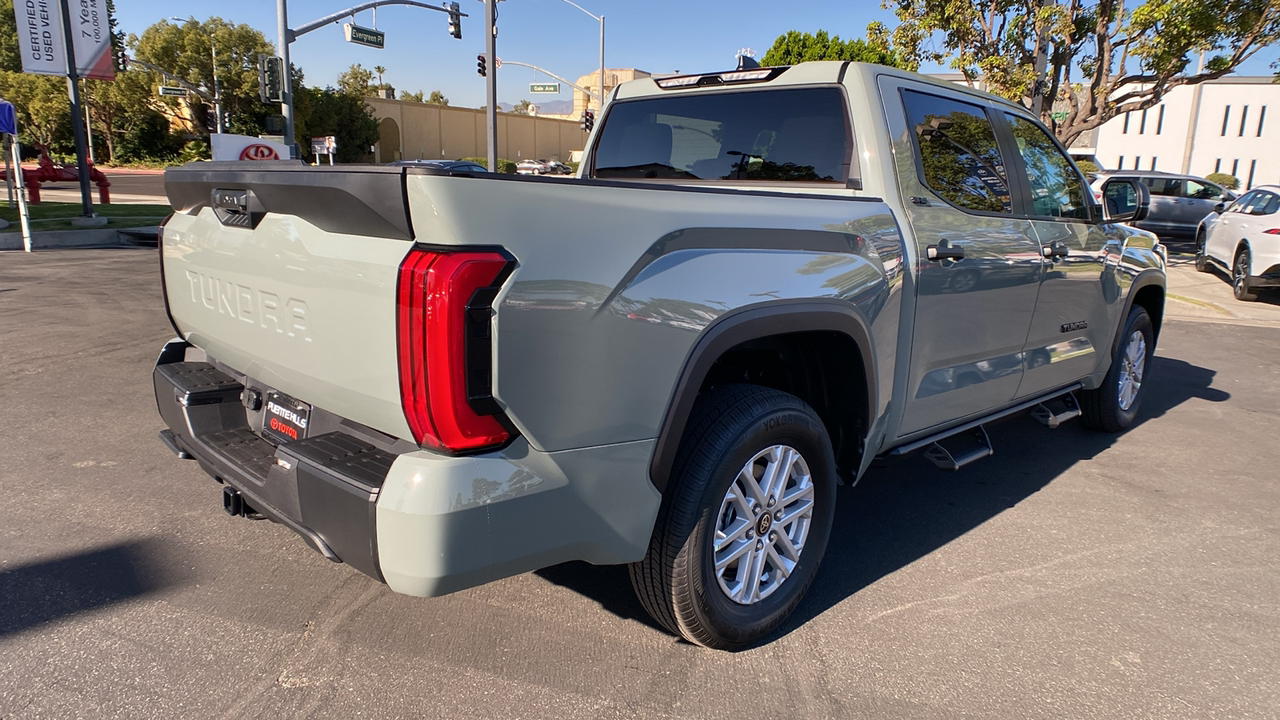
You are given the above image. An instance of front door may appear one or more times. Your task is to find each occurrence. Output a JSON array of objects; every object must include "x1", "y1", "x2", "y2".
[
  {"x1": 882, "y1": 80, "x2": 1044, "y2": 436},
  {"x1": 999, "y1": 112, "x2": 1122, "y2": 398}
]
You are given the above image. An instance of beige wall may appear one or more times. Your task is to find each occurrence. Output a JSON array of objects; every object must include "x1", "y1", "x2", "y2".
[{"x1": 366, "y1": 97, "x2": 588, "y2": 163}]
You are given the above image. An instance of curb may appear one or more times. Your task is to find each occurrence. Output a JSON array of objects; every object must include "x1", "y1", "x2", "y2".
[{"x1": 0, "y1": 226, "x2": 158, "y2": 251}]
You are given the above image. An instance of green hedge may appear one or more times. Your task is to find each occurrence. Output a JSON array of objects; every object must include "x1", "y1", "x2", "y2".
[{"x1": 460, "y1": 156, "x2": 518, "y2": 174}]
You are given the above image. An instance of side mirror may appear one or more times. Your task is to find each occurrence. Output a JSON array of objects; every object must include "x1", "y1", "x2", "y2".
[
  {"x1": 1214, "y1": 202, "x2": 1226, "y2": 214},
  {"x1": 1100, "y1": 178, "x2": 1150, "y2": 223}
]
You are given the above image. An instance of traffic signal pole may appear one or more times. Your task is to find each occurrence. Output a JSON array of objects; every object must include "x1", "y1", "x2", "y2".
[
  {"x1": 278, "y1": 0, "x2": 295, "y2": 156},
  {"x1": 484, "y1": 0, "x2": 497, "y2": 173}
]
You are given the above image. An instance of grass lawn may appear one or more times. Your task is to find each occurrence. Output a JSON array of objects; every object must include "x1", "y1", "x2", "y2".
[{"x1": 0, "y1": 202, "x2": 171, "y2": 233}]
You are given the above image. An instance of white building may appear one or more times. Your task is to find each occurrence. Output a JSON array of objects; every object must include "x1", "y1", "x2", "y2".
[{"x1": 1093, "y1": 77, "x2": 1278, "y2": 189}]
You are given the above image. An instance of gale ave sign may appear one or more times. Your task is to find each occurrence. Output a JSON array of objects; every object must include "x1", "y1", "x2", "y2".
[
  {"x1": 530, "y1": 83, "x2": 560, "y2": 94},
  {"x1": 344, "y1": 23, "x2": 385, "y2": 49}
]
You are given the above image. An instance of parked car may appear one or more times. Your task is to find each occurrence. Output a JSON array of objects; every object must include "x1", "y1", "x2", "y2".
[
  {"x1": 1195, "y1": 184, "x2": 1280, "y2": 301},
  {"x1": 388, "y1": 159, "x2": 488, "y2": 173},
  {"x1": 156, "y1": 61, "x2": 1165, "y2": 650},
  {"x1": 1089, "y1": 170, "x2": 1234, "y2": 237},
  {"x1": 516, "y1": 159, "x2": 550, "y2": 174}
]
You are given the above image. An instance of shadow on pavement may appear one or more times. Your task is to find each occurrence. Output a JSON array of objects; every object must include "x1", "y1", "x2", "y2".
[
  {"x1": 0, "y1": 538, "x2": 181, "y2": 637},
  {"x1": 537, "y1": 353, "x2": 1229, "y2": 644}
]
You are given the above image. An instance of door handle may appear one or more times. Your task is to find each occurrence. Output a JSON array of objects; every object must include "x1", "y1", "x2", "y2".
[
  {"x1": 926, "y1": 238, "x2": 965, "y2": 261},
  {"x1": 1041, "y1": 241, "x2": 1070, "y2": 259}
]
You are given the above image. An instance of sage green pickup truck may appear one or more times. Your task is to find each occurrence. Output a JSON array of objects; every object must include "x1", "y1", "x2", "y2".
[{"x1": 154, "y1": 61, "x2": 1166, "y2": 649}]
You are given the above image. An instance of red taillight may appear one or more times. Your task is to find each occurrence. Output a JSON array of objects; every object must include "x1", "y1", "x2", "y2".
[
  {"x1": 396, "y1": 247, "x2": 513, "y2": 453},
  {"x1": 1264, "y1": 229, "x2": 1280, "y2": 235}
]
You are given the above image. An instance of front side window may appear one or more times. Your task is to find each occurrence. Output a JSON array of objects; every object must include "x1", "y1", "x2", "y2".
[
  {"x1": 1226, "y1": 192, "x2": 1255, "y2": 214},
  {"x1": 1005, "y1": 114, "x2": 1089, "y2": 220},
  {"x1": 592, "y1": 87, "x2": 850, "y2": 183},
  {"x1": 901, "y1": 89, "x2": 1011, "y2": 214},
  {"x1": 1184, "y1": 179, "x2": 1222, "y2": 200}
]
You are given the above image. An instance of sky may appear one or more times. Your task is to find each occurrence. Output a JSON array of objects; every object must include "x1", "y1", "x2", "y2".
[{"x1": 114, "y1": 0, "x2": 1279, "y2": 111}]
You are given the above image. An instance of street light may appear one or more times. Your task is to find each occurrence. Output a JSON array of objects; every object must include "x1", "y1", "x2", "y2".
[
  {"x1": 557, "y1": 0, "x2": 604, "y2": 116},
  {"x1": 170, "y1": 17, "x2": 223, "y2": 134}
]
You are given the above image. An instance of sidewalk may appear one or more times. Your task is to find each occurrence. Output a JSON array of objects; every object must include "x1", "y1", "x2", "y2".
[{"x1": 1163, "y1": 250, "x2": 1280, "y2": 328}]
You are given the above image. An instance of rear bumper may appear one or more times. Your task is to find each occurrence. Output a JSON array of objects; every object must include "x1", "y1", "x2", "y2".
[{"x1": 154, "y1": 340, "x2": 660, "y2": 597}]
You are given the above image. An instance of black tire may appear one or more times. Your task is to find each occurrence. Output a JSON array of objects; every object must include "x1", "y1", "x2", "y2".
[
  {"x1": 1080, "y1": 306, "x2": 1155, "y2": 432},
  {"x1": 1233, "y1": 247, "x2": 1259, "y2": 301},
  {"x1": 629, "y1": 384, "x2": 837, "y2": 650},
  {"x1": 1194, "y1": 230, "x2": 1212, "y2": 273}
]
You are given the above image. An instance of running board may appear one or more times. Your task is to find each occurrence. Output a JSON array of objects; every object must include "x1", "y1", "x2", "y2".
[
  {"x1": 1031, "y1": 393, "x2": 1081, "y2": 429},
  {"x1": 882, "y1": 383, "x2": 1084, "y2": 461},
  {"x1": 923, "y1": 426, "x2": 993, "y2": 472}
]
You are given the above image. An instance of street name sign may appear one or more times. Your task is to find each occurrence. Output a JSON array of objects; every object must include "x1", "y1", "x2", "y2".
[
  {"x1": 530, "y1": 83, "x2": 560, "y2": 94},
  {"x1": 344, "y1": 23, "x2": 385, "y2": 49},
  {"x1": 158, "y1": 86, "x2": 188, "y2": 97}
]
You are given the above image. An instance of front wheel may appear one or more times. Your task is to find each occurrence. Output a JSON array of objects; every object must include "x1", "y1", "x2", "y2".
[
  {"x1": 1234, "y1": 248, "x2": 1259, "y2": 301},
  {"x1": 630, "y1": 384, "x2": 837, "y2": 650},
  {"x1": 1081, "y1": 306, "x2": 1155, "y2": 432},
  {"x1": 1194, "y1": 230, "x2": 1212, "y2": 273}
]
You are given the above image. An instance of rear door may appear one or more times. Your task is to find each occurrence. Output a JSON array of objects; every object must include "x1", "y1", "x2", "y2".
[
  {"x1": 881, "y1": 79, "x2": 1044, "y2": 436},
  {"x1": 1140, "y1": 176, "x2": 1185, "y2": 234},
  {"x1": 999, "y1": 112, "x2": 1121, "y2": 398}
]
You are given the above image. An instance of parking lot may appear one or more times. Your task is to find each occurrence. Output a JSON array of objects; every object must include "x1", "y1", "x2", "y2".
[{"x1": 1, "y1": 248, "x2": 1278, "y2": 719}]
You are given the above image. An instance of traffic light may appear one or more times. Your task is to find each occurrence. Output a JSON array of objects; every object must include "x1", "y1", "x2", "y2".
[
  {"x1": 261, "y1": 55, "x2": 284, "y2": 104},
  {"x1": 114, "y1": 50, "x2": 128, "y2": 73},
  {"x1": 580, "y1": 109, "x2": 594, "y2": 132},
  {"x1": 447, "y1": 2, "x2": 462, "y2": 39},
  {"x1": 477, "y1": 54, "x2": 486, "y2": 77}
]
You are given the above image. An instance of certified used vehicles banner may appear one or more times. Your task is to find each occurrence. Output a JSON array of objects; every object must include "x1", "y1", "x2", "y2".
[{"x1": 14, "y1": 0, "x2": 115, "y2": 80}]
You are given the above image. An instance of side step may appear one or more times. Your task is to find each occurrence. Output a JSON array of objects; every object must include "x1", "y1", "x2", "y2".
[
  {"x1": 1031, "y1": 393, "x2": 1081, "y2": 429},
  {"x1": 924, "y1": 426, "x2": 993, "y2": 472}
]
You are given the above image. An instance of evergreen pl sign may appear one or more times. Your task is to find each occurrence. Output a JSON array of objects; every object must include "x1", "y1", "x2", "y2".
[
  {"x1": 14, "y1": 0, "x2": 115, "y2": 79},
  {"x1": 344, "y1": 23, "x2": 385, "y2": 49}
]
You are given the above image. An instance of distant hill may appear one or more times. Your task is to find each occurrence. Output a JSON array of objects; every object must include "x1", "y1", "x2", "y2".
[{"x1": 494, "y1": 100, "x2": 574, "y2": 115}]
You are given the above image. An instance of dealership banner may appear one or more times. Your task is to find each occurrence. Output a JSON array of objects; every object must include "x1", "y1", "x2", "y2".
[{"x1": 14, "y1": 0, "x2": 115, "y2": 80}]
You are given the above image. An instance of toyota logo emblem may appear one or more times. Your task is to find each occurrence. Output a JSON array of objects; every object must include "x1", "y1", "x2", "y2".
[{"x1": 240, "y1": 144, "x2": 279, "y2": 161}]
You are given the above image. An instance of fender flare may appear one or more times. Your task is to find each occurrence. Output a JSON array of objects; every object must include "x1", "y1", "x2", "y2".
[
  {"x1": 648, "y1": 300, "x2": 877, "y2": 493},
  {"x1": 1111, "y1": 269, "x2": 1166, "y2": 357}
]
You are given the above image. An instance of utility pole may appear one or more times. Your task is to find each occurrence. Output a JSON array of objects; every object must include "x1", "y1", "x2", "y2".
[
  {"x1": 57, "y1": 0, "x2": 93, "y2": 216},
  {"x1": 485, "y1": 0, "x2": 497, "y2": 172},
  {"x1": 278, "y1": 0, "x2": 296, "y2": 156}
]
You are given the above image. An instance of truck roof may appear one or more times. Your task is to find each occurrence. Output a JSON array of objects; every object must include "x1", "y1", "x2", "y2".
[{"x1": 616, "y1": 60, "x2": 1026, "y2": 113}]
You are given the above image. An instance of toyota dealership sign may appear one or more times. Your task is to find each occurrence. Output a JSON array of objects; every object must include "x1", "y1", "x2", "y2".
[{"x1": 211, "y1": 134, "x2": 292, "y2": 162}]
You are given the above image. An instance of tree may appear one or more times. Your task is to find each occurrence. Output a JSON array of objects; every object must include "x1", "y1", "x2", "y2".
[
  {"x1": 374, "y1": 65, "x2": 386, "y2": 86},
  {"x1": 512, "y1": 99, "x2": 535, "y2": 115},
  {"x1": 399, "y1": 90, "x2": 425, "y2": 102},
  {"x1": 84, "y1": 70, "x2": 161, "y2": 162},
  {"x1": 760, "y1": 30, "x2": 909, "y2": 68},
  {"x1": 131, "y1": 17, "x2": 276, "y2": 135},
  {"x1": 882, "y1": 0, "x2": 1280, "y2": 145},
  {"x1": 0, "y1": 0, "x2": 23, "y2": 72},
  {"x1": 337, "y1": 64, "x2": 374, "y2": 97},
  {"x1": 294, "y1": 85, "x2": 379, "y2": 163},
  {"x1": 1206, "y1": 172, "x2": 1240, "y2": 190},
  {"x1": 427, "y1": 90, "x2": 449, "y2": 106}
]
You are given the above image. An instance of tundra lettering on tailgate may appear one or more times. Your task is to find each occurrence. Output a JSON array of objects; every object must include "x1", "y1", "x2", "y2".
[{"x1": 183, "y1": 270, "x2": 311, "y2": 341}]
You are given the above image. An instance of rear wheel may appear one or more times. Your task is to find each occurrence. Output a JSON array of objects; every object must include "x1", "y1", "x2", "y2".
[
  {"x1": 1081, "y1": 306, "x2": 1155, "y2": 432},
  {"x1": 1233, "y1": 247, "x2": 1259, "y2": 301},
  {"x1": 1194, "y1": 230, "x2": 1212, "y2": 273},
  {"x1": 630, "y1": 384, "x2": 837, "y2": 650}
]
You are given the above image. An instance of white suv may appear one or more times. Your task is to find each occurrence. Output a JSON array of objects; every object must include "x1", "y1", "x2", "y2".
[{"x1": 1196, "y1": 184, "x2": 1280, "y2": 301}]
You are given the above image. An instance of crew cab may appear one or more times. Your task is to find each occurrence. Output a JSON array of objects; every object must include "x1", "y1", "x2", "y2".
[{"x1": 154, "y1": 61, "x2": 1166, "y2": 650}]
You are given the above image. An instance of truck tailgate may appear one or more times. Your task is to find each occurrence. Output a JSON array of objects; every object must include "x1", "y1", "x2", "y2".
[{"x1": 162, "y1": 164, "x2": 416, "y2": 440}]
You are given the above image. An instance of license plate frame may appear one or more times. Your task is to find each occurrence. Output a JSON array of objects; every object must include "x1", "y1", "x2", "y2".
[{"x1": 261, "y1": 391, "x2": 311, "y2": 445}]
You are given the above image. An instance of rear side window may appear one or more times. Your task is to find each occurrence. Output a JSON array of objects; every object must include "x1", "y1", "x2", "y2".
[
  {"x1": 1005, "y1": 114, "x2": 1089, "y2": 219},
  {"x1": 1143, "y1": 177, "x2": 1183, "y2": 197},
  {"x1": 901, "y1": 89, "x2": 1012, "y2": 214},
  {"x1": 592, "y1": 87, "x2": 850, "y2": 183}
]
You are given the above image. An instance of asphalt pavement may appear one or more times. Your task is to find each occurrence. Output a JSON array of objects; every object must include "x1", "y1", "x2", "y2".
[
  {"x1": 34, "y1": 169, "x2": 168, "y2": 206},
  {"x1": 1, "y1": 249, "x2": 1278, "y2": 719}
]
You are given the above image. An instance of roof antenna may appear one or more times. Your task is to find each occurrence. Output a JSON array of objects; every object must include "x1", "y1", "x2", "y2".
[{"x1": 736, "y1": 48, "x2": 759, "y2": 71}]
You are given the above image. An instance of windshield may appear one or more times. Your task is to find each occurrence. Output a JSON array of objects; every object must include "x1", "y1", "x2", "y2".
[{"x1": 592, "y1": 87, "x2": 851, "y2": 183}]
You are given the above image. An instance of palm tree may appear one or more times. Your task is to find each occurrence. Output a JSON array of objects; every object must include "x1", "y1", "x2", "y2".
[{"x1": 374, "y1": 65, "x2": 386, "y2": 87}]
